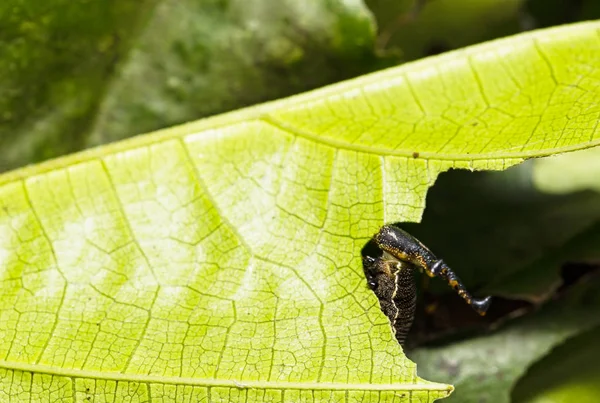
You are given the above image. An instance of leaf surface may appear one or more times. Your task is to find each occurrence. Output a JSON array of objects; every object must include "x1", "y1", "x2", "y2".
[
  {"x1": 2, "y1": 21, "x2": 600, "y2": 402},
  {"x1": 513, "y1": 325, "x2": 600, "y2": 403}
]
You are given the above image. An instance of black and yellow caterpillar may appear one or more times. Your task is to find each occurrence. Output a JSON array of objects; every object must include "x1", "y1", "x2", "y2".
[{"x1": 362, "y1": 224, "x2": 492, "y2": 346}]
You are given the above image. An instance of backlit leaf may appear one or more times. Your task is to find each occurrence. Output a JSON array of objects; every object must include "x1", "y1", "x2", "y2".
[{"x1": 2, "y1": 21, "x2": 600, "y2": 402}]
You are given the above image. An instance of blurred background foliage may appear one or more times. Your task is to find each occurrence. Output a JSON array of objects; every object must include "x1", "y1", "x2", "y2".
[{"x1": 2, "y1": 1, "x2": 600, "y2": 402}]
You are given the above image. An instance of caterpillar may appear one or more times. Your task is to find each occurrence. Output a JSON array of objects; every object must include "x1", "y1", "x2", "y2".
[{"x1": 362, "y1": 224, "x2": 492, "y2": 346}]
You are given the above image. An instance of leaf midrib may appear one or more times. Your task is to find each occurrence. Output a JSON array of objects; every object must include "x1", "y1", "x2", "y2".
[{"x1": 0, "y1": 360, "x2": 450, "y2": 392}]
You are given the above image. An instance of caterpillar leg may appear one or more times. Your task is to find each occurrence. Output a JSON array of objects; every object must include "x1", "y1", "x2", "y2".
[{"x1": 430, "y1": 260, "x2": 492, "y2": 316}]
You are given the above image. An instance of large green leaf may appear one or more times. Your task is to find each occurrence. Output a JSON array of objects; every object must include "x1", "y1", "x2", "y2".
[{"x1": 2, "y1": 21, "x2": 600, "y2": 402}]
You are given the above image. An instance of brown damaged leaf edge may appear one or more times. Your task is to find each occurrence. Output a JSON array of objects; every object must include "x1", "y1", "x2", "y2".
[{"x1": 363, "y1": 225, "x2": 491, "y2": 346}]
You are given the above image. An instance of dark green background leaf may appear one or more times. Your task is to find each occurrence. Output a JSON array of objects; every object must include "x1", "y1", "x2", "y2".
[
  {"x1": 513, "y1": 324, "x2": 600, "y2": 403},
  {"x1": 0, "y1": 0, "x2": 386, "y2": 172},
  {"x1": 411, "y1": 276, "x2": 600, "y2": 403}
]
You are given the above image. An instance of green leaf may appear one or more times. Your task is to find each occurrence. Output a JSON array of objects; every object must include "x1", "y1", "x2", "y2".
[
  {"x1": 526, "y1": 0, "x2": 600, "y2": 29},
  {"x1": 0, "y1": 0, "x2": 383, "y2": 172},
  {"x1": 368, "y1": 0, "x2": 524, "y2": 59},
  {"x1": 0, "y1": 0, "x2": 152, "y2": 171},
  {"x1": 2, "y1": 20, "x2": 600, "y2": 402},
  {"x1": 533, "y1": 146, "x2": 600, "y2": 194},
  {"x1": 410, "y1": 277, "x2": 600, "y2": 403},
  {"x1": 512, "y1": 325, "x2": 600, "y2": 403}
]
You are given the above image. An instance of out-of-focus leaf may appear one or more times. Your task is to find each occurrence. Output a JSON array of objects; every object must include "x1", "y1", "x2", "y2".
[
  {"x1": 533, "y1": 147, "x2": 600, "y2": 194},
  {"x1": 409, "y1": 276, "x2": 600, "y2": 403},
  {"x1": 524, "y1": 0, "x2": 600, "y2": 29},
  {"x1": 369, "y1": 0, "x2": 525, "y2": 60},
  {"x1": 512, "y1": 325, "x2": 600, "y2": 403},
  {"x1": 0, "y1": 0, "x2": 383, "y2": 172},
  {"x1": 0, "y1": 0, "x2": 151, "y2": 171}
]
